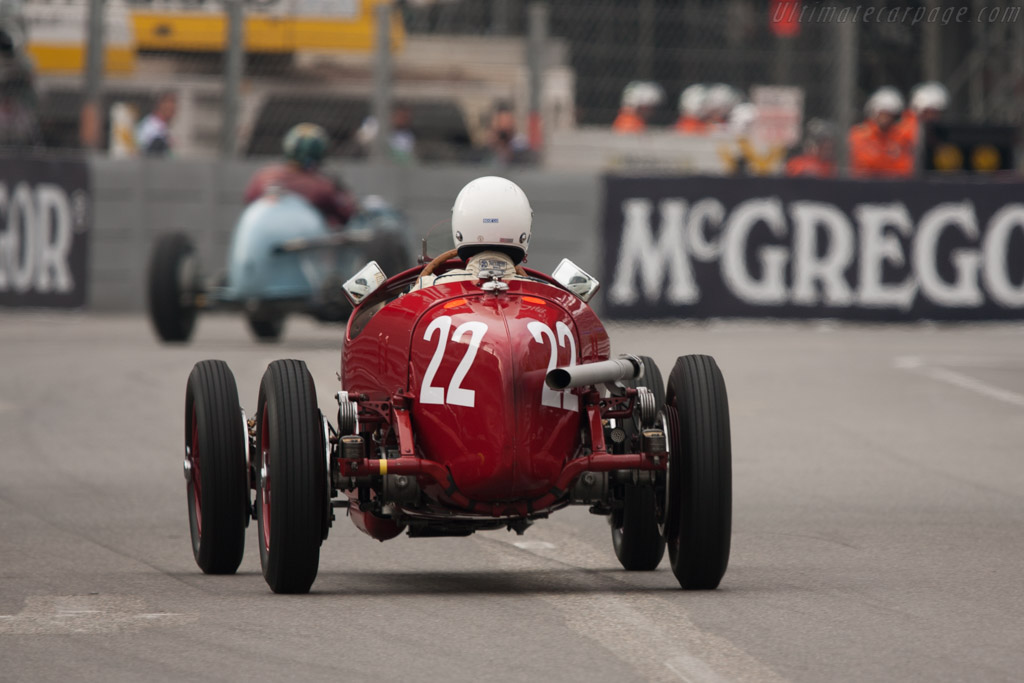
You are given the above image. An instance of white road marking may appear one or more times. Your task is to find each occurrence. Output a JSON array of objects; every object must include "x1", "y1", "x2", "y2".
[
  {"x1": 512, "y1": 540, "x2": 556, "y2": 551},
  {"x1": 0, "y1": 595, "x2": 195, "y2": 635},
  {"x1": 486, "y1": 530, "x2": 785, "y2": 683},
  {"x1": 665, "y1": 655, "x2": 728, "y2": 683},
  {"x1": 895, "y1": 355, "x2": 1024, "y2": 409}
]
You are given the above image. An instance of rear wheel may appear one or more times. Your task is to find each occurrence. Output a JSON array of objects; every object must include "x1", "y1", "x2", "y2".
[
  {"x1": 662, "y1": 355, "x2": 732, "y2": 590},
  {"x1": 184, "y1": 360, "x2": 248, "y2": 574},
  {"x1": 149, "y1": 232, "x2": 199, "y2": 342},
  {"x1": 610, "y1": 355, "x2": 666, "y2": 570},
  {"x1": 256, "y1": 359, "x2": 325, "y2": 593},
  {"x1": 364, "y1": 226, "x2": 412, "y2": 277}
]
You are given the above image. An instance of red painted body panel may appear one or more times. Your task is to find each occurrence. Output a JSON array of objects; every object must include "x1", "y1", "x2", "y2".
[{"x1": 340, "y1": 271, "x2": 611, "y2": 520}]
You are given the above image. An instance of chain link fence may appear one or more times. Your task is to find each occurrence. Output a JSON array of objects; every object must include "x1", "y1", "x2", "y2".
[{"x1": 3, "y1": 0, "x2": 1022, "y2": 165}]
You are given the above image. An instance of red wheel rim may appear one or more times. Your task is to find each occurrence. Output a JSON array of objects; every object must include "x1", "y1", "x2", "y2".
[
  {"x1": 190, "y1": 405, "x2": 202, "y2": 536},
  {"x1": 260, "y1": 408, "x2": 271, "y2": 553}
]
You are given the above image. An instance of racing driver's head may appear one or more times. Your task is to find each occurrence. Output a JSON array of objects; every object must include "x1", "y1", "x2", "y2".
[
  {"x1": 451, "y1": 176, "x2": 533, "y2": 264},
  {"x1": 283, "y1": 122, "x2": 330, "y2": 170}
]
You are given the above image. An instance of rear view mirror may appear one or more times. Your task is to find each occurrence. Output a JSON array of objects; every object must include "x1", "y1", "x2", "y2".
[
  {"x1": 343, "y1": 261, "x2": 387, "y2": 306},
  {"x1": 552, "y1": 259, "x2": 600, "y2": 303}
]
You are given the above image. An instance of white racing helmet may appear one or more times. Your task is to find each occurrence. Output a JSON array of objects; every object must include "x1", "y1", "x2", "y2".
[
  {"x1": 910, "y1": 81, "x2": 949, "y2": 113},
  {"x1": 865, "y1": 86, "x2": 904, "y2": 117},
  {"x1": 451, "y1": 176, "x2": 533, "y2": 263},
  {"x1": 678, "y1": 83, "x2": 708, "y2": 117}
]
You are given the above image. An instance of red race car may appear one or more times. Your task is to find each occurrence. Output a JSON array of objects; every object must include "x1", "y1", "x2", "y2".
[{"x1": 181, "y1": 178, "x2": 732, "y2": 594}]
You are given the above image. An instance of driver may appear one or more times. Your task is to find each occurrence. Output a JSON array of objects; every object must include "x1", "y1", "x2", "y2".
[
  {"x1": 415, "y1": 176, "x2": 533, "y2": 290},
  {"x1": 244, "y1": 123, "x2": 358, "y2": 228}
]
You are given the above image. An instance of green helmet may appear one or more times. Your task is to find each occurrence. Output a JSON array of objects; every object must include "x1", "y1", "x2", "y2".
[{"x1": 283, "y1": 123, "x2": 329, "y2": 169}]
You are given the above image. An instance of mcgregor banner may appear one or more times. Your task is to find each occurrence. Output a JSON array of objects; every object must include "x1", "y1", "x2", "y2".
[
  {"x1": 602, "y1": 175, "x2": 1024, "y2": 321},
  {"x1": 0, "y1": 157, "x2": 91, "y2": 308}
]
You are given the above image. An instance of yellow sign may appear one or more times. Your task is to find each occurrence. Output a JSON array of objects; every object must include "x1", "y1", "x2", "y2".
[
  {"x1": 25, "y1": 0, "x2": 404, "y2": 75},
  {"x1": 25, "y1": 0, "x2": 136, "y2": 74},
  {"x1": 131, "y1": 0, "x2": 405, "y2": 54}
]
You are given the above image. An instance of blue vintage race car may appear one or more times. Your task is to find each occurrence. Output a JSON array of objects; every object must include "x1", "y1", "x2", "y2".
[{"x1": 147, "y1": 190, "x2": 414, "y2": 342}]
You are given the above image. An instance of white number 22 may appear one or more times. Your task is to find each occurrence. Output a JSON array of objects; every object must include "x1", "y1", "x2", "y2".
[
  {"x1": 420, "y1": 316, "x2": 577, "y2": 412},
  {"x1": 421, "y1": 316, "x2": 488, "y2": 408},
  {"x1": 527, "y1": 320, "x2": 577, "y2": 412}
]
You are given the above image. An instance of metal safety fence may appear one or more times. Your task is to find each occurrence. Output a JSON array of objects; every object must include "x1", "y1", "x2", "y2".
[{"x1": 2, "y1": 0, "x2": 1022, "y2": 168}]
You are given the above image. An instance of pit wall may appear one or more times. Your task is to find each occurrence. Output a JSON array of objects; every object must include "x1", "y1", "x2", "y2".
[{"x1": 1, "y1": 156, "x2": 1021, "y2": 320}]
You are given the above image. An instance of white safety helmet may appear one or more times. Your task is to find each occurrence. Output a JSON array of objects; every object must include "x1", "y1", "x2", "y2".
[
  {"x1": 704, "y1": 83, "x2": 742, "y2": 119},
  {"x1": 910, "y1": 81, "x2": 949, "y2": 113},
  {"x1": 865, "y1": 86, "x2": 905, "y2": 117},
  {"x1": 451, "y1": 176, "x2": 533, "y2": 263},
  {"x1": 728, "y1": 102, "x2": 758, "y2": 135},
  {"x1": 622, "y1": 80, "x2": 664, "y2": 108},
  {"x1": 678, "y1": 83, "x2": 708, "y2": 117}
]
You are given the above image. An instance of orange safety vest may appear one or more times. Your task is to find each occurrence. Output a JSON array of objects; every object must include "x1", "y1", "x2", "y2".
[
  {"x1": 674, "y1": 116, "x2": 708, "y2": 134},
  {"x1": 892, "y1": 109, "x2": 921, "y2": 149},
  {"x1": 785, "y1": 154, "x2": 836, "y2": 178},
  {"x1": 612, "y1": 109, "x2": 646, "y2": 133},
  {"x1": 848, "y1": 120, "x2": 914, "y2": 178}
]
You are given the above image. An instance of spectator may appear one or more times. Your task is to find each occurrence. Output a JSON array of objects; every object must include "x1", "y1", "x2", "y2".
[
  {"x1": 848, "y1": 87, "x2": 913, "y2": 178},
  {"x1": 675, "y1": 84, "x2": 709, "y2": 135},
  {"x1": 389, "y1": 104, "x2": 416, "y2": 162},
  {"x1": 136, "y1": 91, "x2": 177, "y2": 156},
  {"x1": 486, "y1": 101, "x2": 533, "y2": 165},
  {"x1": 244, "y1": 123, "x2": 358, "y2": 228},
  {"x1": 785, "y1": 118, "x2": 837, "y2": 177},
  {"x1": 612, "y1": 80, "x2": 663, "y2": 133},
  {"x1": 703, "y1": 83, "x2": 741, "y2": 130},
  {"x1": 0, "y1": 64, "x2": 39, "y2": 147},
  {"x1": 720, "y1": 102, "x2": 762, "y2": 175},
  {"x1": 354, "y1": 104, "x2": 418, "y2": 162},
  {"x1": 896, "y1": 81, "x2": 949, "y2": 150}
]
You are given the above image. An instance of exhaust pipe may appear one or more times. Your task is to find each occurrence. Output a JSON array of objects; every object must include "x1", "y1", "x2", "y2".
[{"x1": 546, "y1": 355, "x2": 642, "y2": 391}]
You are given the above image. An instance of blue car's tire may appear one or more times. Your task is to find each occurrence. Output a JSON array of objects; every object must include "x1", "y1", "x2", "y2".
[{"x1": 247, "y1": 313, "x2": 285, "y2": 342}]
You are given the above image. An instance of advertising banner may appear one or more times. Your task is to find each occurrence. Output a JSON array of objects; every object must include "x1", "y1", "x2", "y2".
[
  {"x1": 603, "y1": 175, "x2": 1024, "y2": 320},
  {"x1": 0, "y1": 157, "x2": 91, "y2": 308}
]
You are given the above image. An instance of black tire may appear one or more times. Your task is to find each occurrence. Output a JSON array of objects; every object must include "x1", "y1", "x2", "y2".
[
  {"x1": 610, "y1": 356, "x2": 666, "y2": 570},
  {"x1": 148, "y1": 232, "x2": 199, "y2": 343},
  {"x1": 611, "y1": 485, "x2": 665, "y2": 570},
  {"x1": 367, "y1": 231, "x2": 412, "y2": 277},
  {"x1": 255, "y1": 359, "x2": 325, "y2": 594},
  {"x1": 247, "y1": 313, "x2": 285, "y2": 342},
  {"x1": 184, "y1": 360, "x2": 248, "y2": 574},
  {"x1": 663, "y1": 355, "x2": 732, "y2": 590}
]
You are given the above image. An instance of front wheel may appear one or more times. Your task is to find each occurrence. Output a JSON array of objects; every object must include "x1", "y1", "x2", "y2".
[
  {"x1": 247, "y1": 313, "x2": 285, "y2": 342},
  {"x1": 255, "y1": 359, "x2": 325, "y2": 594},
  {"x1": 184, "y1": 360, "x2": 248, "y2": 574},
  {"x1": 662, "y1": 355, "x2": 732, "y2": 590}
]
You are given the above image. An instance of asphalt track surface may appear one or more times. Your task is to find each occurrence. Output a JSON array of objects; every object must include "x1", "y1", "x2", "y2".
[{"x1": 1, "y1": 311, "x2": 1022, "y2": 683}]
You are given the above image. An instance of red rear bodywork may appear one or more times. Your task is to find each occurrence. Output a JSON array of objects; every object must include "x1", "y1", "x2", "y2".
[{"x1": 341, "y1": 268, "x2": 610, "y2": 532}]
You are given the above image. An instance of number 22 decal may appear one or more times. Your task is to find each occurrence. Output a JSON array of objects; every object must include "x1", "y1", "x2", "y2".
[
  {"x1": 528, "y1": 320, "x2": 577, "y2": 411},
  {"x1": 420, "y1": 315, "x2": 577, "y2": 412},
  {"x1": 421, "y1": 316, "x2": 488, "y2": 407}
]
